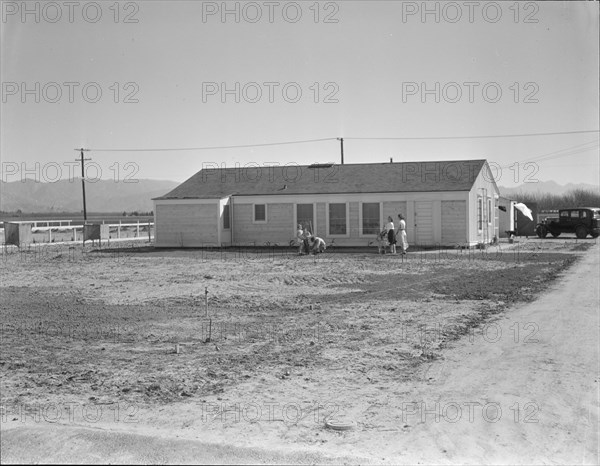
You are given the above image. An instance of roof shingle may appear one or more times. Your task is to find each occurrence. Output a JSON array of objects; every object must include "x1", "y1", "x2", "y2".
[{"x1": 155, "y1": 160, "x2": 488, "y2": 200}]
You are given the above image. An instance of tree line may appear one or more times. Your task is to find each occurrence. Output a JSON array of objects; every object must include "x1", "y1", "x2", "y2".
[{"x1": 515, "y1": 189, "x2": 600, "y2": 211}]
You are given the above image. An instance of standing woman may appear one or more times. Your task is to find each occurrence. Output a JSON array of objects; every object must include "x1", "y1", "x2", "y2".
[
  {"x1": 396, "y1": 213, "x2": 409, "y2": 255},
  {"x1": 385, "y1": 216, "x2": 397, "y2": 254}
]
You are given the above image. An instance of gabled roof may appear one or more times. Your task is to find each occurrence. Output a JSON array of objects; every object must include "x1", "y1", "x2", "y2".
[{"x1": 154, "y1": 159, "x2": 489, "y2": 200}]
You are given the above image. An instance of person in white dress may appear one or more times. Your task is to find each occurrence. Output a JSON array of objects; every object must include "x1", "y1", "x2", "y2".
[{"x1": 396, "y1": 213, "x2": 409, "y2": 255}]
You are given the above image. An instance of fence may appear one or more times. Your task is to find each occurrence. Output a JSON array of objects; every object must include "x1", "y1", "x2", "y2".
[{"x1": 1, "y1": 220, "x2": 154, "y2": 247}]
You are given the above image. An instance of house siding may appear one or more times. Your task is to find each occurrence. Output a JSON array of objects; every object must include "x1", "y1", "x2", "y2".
[
  {"x1": 441, "y1": 200, "x2": 467, "y2": 245},
  {"x1": 414, "y1": 201, "x2": 435, "y2": 245},
  {"x1": 349, "y1": 202, "x2": 359, "y2": 239},
  {"x1": 467, "y1": 164, "x2": 500, "y2": 245},
  {"x1": 382, "y1": 201, "x2": 407, "y2": 226},
  {"x1": 155, "y1": 202, "x2": 218, "y2": 247},
  {"x1": 232, "y1": 202, "x2": 294, "y2": 245},
  {"x1": 154, "y1": 176, "x2": 496, "y2": 248},
  {"x1": 316, "y1": 203, "x2": 326, "y2": 238}
]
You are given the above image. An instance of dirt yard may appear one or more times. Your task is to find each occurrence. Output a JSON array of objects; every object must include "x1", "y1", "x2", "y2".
[{"x1": 0, "y1": 238, "x2": 597, "y2": 463}]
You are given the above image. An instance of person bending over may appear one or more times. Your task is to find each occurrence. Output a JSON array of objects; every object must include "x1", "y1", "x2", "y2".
[{"x1": 310, "y1": 236, "x2": 326, "y2": 254}]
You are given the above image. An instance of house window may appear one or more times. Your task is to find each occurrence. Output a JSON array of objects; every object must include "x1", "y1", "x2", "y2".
[
  {"x1": 362, "y1": 203, "x2": 380, "y2": 235},
  {"x1": 487, "y1": 198, "x2": 492, "y2": 224},
  {"x1": 254, "y1": 204, "x2": 266, "y2": 222},
  {"x1": 328, "y1": 203, "x2": 347, "y2": 235},
  {"x1": 296, "y1": 204, "x2": 314, "y2": 233},
  {"x1": 223, "y1": 205, "x2": 230, "y2": 230},
  {"x1": 477, "y1": 197, "x2": 483, "y2": 231}
]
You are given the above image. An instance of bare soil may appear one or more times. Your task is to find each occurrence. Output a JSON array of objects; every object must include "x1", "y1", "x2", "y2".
[{"x1": 0, "y1": 239, "x2": 596, "y2": 463}]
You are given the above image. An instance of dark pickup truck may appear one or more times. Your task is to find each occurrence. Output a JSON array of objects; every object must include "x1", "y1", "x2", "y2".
[{"x1": 535, "y1": 207, "x2": 600, "y2": 239}]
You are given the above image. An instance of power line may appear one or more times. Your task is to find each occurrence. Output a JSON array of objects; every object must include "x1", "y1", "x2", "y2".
[
  {"x1": 540, "y1": 163, "x2": 599, "y2": 168},
  {"x1": 498, "y1": 139, "x2": 599, "y2": 168},
  {"x1": 529, "y1": 146, "x2": 598, "y2": 164},
  {"x1": 346, "y1": 130, "x2": 599, "y2": 141},
  {"x1": 85, "y1": 130, "x2": 599, "y2": 153},
  {"x1": 89, "y1": 137, "x2": 337, "y2": 152},
  {"x1": 523, "y1": 139, "x2": 599, "y2": 162}
]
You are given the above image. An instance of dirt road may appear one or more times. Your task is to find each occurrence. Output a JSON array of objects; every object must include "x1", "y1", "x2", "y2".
[
  {"x1": 1, "y1": 243, "x2": 598, "y2": 464},
  {"x1": 389, "y1": 243, "x2": 599, "y2": 464}
]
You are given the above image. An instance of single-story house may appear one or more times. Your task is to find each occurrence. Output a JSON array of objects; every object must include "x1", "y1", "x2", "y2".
[{"x1": 152, "y1": 159, "x2": 500, "y2": 248}]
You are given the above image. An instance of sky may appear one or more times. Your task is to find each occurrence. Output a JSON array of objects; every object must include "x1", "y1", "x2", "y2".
[{"x1": 1, "y1": 0, "x2": 599, "y2": 189}]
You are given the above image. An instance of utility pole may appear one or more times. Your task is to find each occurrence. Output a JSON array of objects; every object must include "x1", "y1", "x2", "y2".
[
  {"x1": 337, "y1": 137, "x2": 344, "y2": 165},
  {"x1": 75, "y1": 148, "x2": 91, "y2": 222}
]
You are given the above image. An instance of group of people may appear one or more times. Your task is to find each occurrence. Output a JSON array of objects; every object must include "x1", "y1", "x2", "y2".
[
  {"x1": 379, "y1": 213, "x2": 409, "y2": 255},
  {"x1": 296, "y1": 224, "x2": 326, "y2": 255},
  {"x1": 296, "y1": 213, "x2": 409, "y2": 256}
]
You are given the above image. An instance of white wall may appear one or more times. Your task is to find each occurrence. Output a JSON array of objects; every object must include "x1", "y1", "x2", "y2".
[
  {"x1": 233, "y1": 192, "x2": 467, "y2": 247},
  {"x1": 155, "y1": 190, "x2": 479, "y2": 248},
  {"x1": 154, "y1": 199, "x2": 219, "y2": 247},
  {"x1": 441, "y1": 200, "x2": 467, "y2": 245},
  {"x1": 467, "y1": 163, "x2": 500, "y2": 245}
]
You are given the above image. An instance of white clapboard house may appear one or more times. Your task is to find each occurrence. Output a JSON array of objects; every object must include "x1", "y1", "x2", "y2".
[{"x1": 153, "y1": 159, "x2": 500, "y2": 248}]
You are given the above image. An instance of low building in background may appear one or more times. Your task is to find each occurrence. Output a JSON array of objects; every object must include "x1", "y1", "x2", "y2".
[{"x1": 152, "y1": 159, "x2": 500, "y2": 248}]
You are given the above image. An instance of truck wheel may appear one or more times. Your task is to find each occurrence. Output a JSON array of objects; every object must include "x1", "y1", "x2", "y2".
[
  {"x1": 592, "y1": 232, "x2": 599, "y2": 238},
  {"x1": 575, "y1": 225, "x2": 588, "y2": 239},
  {"x1": 536, "y1": 225, "x2": 548, "y2": 238},
  {"x1": 551, "y1": 231, "x2": 560, "y2": 238}
]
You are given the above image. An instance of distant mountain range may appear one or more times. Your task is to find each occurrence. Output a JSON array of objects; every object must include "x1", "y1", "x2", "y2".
[
  {"x1": 499, "y1": 181, "x2": 599, "y2": 197},
  {"x1": 1, "y1": 178, "x2": 598, "y2": 213},
  {"x1": 0, "y1": 178, "x2": 179, "y2": 213}
]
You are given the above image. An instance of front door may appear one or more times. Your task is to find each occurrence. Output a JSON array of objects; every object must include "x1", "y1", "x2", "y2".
[{"x1": 415, "y1": 201, "x2": 434, "y2": 245}]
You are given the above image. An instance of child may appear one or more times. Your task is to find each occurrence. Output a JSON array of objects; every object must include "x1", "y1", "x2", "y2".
[
  {"x1": 296, "y1": 224, "x2": 305, "y2": 255},
  {"x1": 302, "y1": 226, "x2": 312, "y2": 254},
  {"x1": 376, "y1": 230, "x2": 389, "y2": 254}
]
